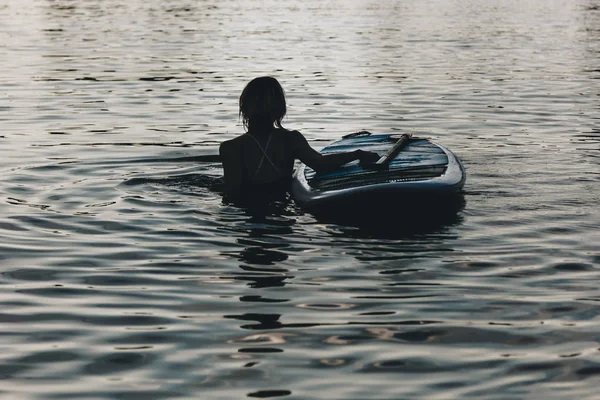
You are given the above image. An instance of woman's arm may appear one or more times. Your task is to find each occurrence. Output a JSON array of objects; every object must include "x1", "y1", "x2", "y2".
[
  {"x1": 291, "y1": 131, "x2": 379, "y2": 173},
  {"x1": 219, "y1": 140, "x2": 244, "y2": 197}
]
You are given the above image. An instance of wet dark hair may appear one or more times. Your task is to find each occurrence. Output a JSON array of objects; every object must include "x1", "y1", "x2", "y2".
[{"x1": 239, "y1": 76, "x2": 287, "y2": 131}]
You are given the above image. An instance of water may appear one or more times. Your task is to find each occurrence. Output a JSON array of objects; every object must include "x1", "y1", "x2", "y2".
[{"x1": 1, "y1": 0, "x2": 599, "y2": 398}]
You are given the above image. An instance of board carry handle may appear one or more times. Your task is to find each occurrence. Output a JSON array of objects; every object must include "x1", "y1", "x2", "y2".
[
  {"x1": 372, "y1": 133, "x2": 412, "y2": 168},
  {"x1": 343, "y1": 130, "x2": 372, "y2": 139}
]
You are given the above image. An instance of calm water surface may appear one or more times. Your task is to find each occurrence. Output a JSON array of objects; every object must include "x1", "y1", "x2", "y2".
[{"x1": 1, "y1": 0, "x2": 599, "y2": 398}]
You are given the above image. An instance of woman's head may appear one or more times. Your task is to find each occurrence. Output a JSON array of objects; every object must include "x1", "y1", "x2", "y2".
[{"x1": 239, "y1": 76, "x2": 286, "y2": 131}]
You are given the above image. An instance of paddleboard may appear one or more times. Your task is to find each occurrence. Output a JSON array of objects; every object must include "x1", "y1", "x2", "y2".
[{"x1": 291, "y1": 131, "x2": 466, "y2": 210}]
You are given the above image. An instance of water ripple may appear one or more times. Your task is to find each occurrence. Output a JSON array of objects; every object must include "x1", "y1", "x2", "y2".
[{"x1": 0, "y1": 0, "x2": 599, "y2": 399}]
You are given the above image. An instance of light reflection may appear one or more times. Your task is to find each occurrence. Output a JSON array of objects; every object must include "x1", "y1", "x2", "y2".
[
  {"x1": 296, "y1": 303, "x2": 355, "y2": 310},
  {"x1": 366, "y1": 328, "x2": 396, "y2": 341},
  {"x1": 228, "y1": 333, "x2": 292, "y2": 345},
  {"x1": 319, "y1": 358, "x2": 346, "y2": 366},
  {"x1": 324, "y1": 336, "x2": 352, "y2": 345}
]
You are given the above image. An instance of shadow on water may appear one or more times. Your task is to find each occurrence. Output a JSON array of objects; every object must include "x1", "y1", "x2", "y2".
[
  {"x1": 306, "y1": 194, "x2": 467, "y2": 239},
  {"x1": 124, "y1": 173, "x2": 223, "y2": 191},
  {"x1": 127, "y1": 172, "x2": 465, "y2": 241},
  {"x1": 215, "y1": 175, "x2": 465, "y2": 240},
  {"x1": 217, "y1": 198, "x2": 298, "y2": 300},
  {"x1": 124, "y1": 164, "x2": 465, "y2": 241},
  {"x1": 232, "y1": 241, "x2": 293, "y2": 290},
  {"x1": 123, "y1": 151, "x2": 465, "y2": 240}
]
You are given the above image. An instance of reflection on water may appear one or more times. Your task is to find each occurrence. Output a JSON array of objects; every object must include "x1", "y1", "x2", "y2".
[
  {"x1": 1, "y1": 0, "x2": 600, "y2": 399},
  {"x1": 309, "y1": 195, "x2": 466, "y2": 239}
]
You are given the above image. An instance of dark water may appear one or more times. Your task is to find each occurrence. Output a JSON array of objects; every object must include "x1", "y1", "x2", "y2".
[{"x1": 1, "y1": 0, "x2": 599, "y2": 398}]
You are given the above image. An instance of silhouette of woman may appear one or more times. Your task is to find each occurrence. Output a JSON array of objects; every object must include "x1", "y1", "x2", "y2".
[{"x1": 219, "y1": 77, "x2": 378, "y2": 200}]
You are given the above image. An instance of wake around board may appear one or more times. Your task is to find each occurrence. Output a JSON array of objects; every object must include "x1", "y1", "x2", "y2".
[{"x1": 291, "y1": 131, "x2": 466, "y2": 211}]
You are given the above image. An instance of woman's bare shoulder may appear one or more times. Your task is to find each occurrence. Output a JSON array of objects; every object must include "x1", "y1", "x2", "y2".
[
  {"x1": 280, "y1": 129, "x2": 304, "y2": 143},
  {"x1": 288, "y1": 129, "x2": 311, "y2": 148},
  {"x1": 220, "y1": 135, "x2": 248, "y2": 154}
]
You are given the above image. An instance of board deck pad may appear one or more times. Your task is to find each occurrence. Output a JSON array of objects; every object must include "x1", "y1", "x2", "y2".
[{"x1": 305, "y1": 135, "x2": 449, "y2": 190}]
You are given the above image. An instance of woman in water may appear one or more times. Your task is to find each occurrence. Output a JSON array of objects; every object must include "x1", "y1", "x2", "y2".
[{"x1": 219, "y1": 76, "x2": 379, "y2": 200}]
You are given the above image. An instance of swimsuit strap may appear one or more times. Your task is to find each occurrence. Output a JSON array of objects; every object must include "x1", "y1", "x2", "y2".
[{"x1": 246, "y1": 132, "x2": 282, "y2": 177}]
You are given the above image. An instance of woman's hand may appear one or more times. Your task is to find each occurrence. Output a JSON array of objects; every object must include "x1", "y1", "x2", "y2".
[{"x1": 356, "y1": 150, "x2": 380, "y2": 166}]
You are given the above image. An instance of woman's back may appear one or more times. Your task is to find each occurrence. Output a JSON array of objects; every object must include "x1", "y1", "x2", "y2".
[
  {"x1": 220, "y1": 128, "x2": 299, "y2": 194},
  {"x1": 240, "y1": 128, "x2": 295, "y2": 185}
]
